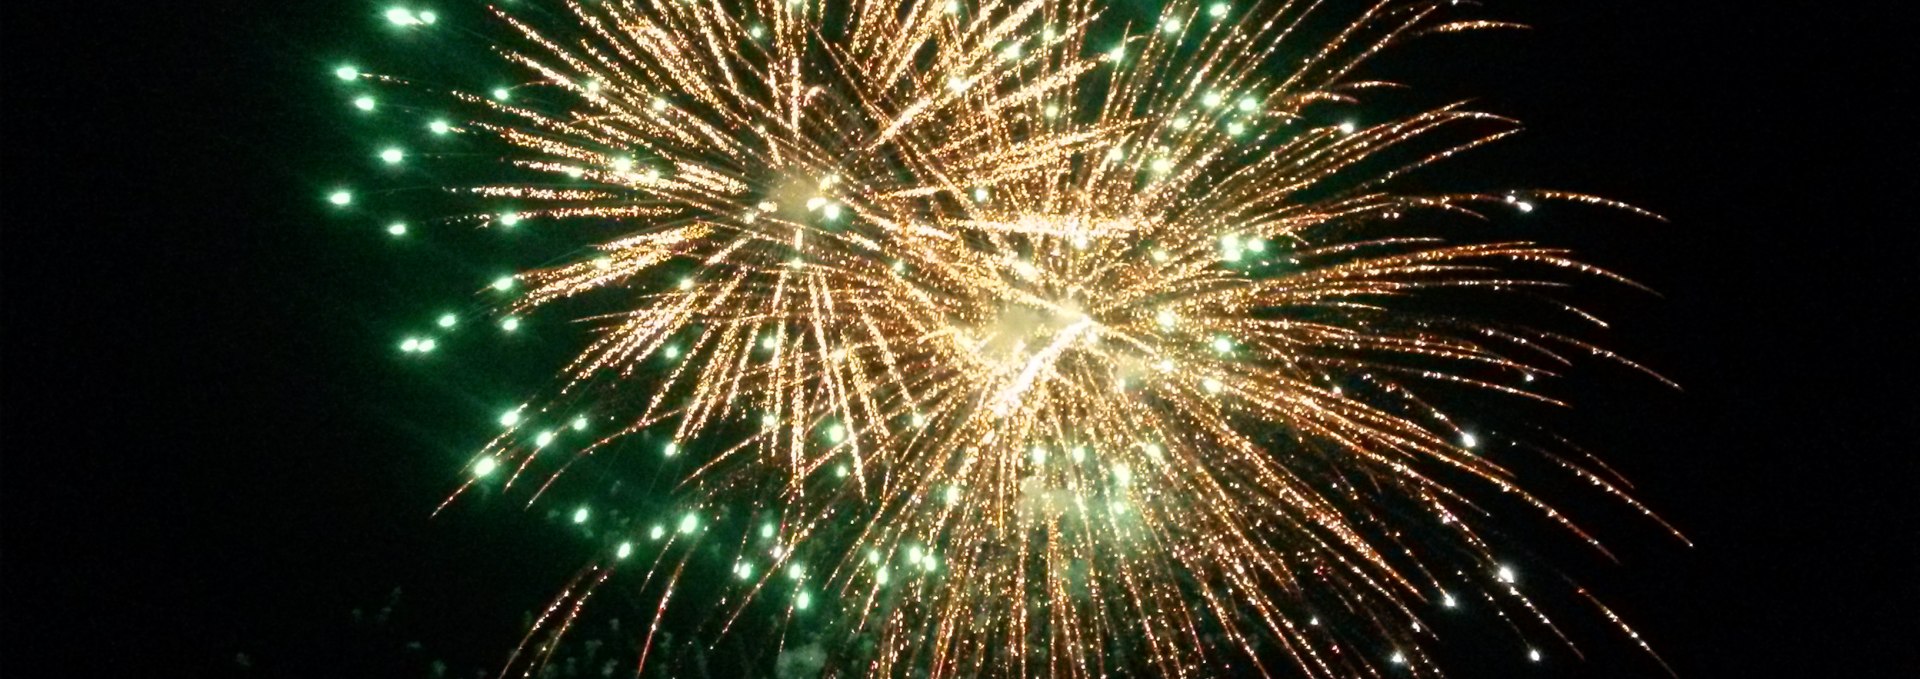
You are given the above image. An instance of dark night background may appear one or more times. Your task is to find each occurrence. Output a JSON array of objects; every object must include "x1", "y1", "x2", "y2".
[{"x1": 4, "y1": 1, "x2": 1914, "y2": 677}]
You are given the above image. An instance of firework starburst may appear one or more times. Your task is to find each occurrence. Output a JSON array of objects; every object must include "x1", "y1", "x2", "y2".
[{"x1": 337, "y1": 0, "x2": 1682, "y2": 675}]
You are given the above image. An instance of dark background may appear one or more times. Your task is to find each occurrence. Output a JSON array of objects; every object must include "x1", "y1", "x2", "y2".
[{"x1": 4, "y1": 1, "x2": 1914, "y2": 676}]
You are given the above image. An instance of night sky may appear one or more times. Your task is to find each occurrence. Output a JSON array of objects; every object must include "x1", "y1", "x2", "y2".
[{"x1": 4, "y1": 1, "x2": 1913, "y2": 677}]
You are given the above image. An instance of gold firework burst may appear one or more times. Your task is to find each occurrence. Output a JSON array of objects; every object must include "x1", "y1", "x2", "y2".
[{"x1": 344, "y1": 0, "x2": 1685, "y2": 675}]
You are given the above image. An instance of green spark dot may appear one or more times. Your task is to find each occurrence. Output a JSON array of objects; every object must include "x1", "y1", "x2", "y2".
[
  {"x1": 379, "y1": 148, "x2": 404, "y2": 164},
  {"x1": 327, "y1": 190, "x2": 353, "y2": 206},
  {"x1": 677, "y1": 512, "x2": 699, "y2": 534},
  {"x1": 795, "y1": 591, "x2": 812, "y2": 610},
  {"x1": 387, "y1": 222, "x2": 407, "y2": 236},
  {"x1": 428, "y1": 120, "x2": 451, "y2": 135},
  {"x1": 536, "y1": 430, "x2": 556, "y2": 447},
  {"x1": 436, "y1": 313, "x2": 456, "y2": 328},
  {"x1": 353, "y1": 96, "x2": 375, "y2": 111},
  {"x1": 571, "y1": 415, "x2": 588, "y2": 431},
  {"x1": 491, "y1": 276, "x2": 514, "y2": 291},
  {"x1": 334, "y1": 65, "x2": 358, "y2": 81},
  {"x1": 472, "y1": 457, "x2": 498, "y2": 477},
  {"x1": 499, "y1": 212, "x2": 521, "y2": 227},
  {"x1": 616, "y1": 542, "x2": 632, "y2": 559},
  {"x1": 1209, "y1": 3, "x2": 1229, "y2": 18},
  {"x1": 760, "y1": 522, "x2": 775, "y2": 539},
  {"x1": 648, "y1": 525, "x2": 665, "y2": 540},
  {"x1": 416, "y1": 338, "x2": 436, "y2": 352},
  {"x1": 499, "y1": 410, "x2": 521, "y2": 427},
  {"x1": 500, "y1": 317, "x2": 520, "y2": 332},
  {"x1": 491, "y1": 88, "x2": 511, "y2": 101},
  {"x1": 663, "y1": 441, "x2": 679, "y2": 457},
  {"x1": 572, "y1": 507, "x2": 589, "y2": 524}
]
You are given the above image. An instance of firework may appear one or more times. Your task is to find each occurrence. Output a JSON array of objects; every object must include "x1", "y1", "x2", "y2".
[{"x1": 339, "y1": 0, "x2": 1682, "y2": 675}]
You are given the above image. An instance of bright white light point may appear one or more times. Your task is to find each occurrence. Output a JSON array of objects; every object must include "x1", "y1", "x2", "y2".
[
  {"x1": 1390, "y1": 652, "x2": 1406, "y2": 665},
  {"x1": 1247, "y1": 238, "x2": 1267, "y2": 253},
  {"x1": 907, "y1": 545, "x2": 924, "y2": 564},
  {"x1": 1162, "y1": 18, "x2": 1181, "y2": 34},
  {"x1": 922, "y1": 554, "x2": 938, "y2": 571},
  {"x1": 1030, "y1": 447, "x2": 1047, "y2": 464},
  {"x1": 353, "y1": 96, "x2": 375, "y2": 111},
  {"x1": 1497, "y1": 565, "x2": 1516, "y2": 583},
  {"x1": 875, "y1": 567, "x2": 890, "y2": 584},
  {"x1": 498, "y1": 409, "x2": 521, "y2": 427},
  {"x1": 490, "y1": 276, "x2": 513, "y2": 291},
  {"x1": 946, "y1": 77, "x2": 968, "y2": 93},
  {"x1": 1106, "y1": 45, "x2": 1125, "y2": 62},
  {"x1": 651, "y1": 97, "x2": 668, "y2": 111},
  {"x1": 612, "y1": 157, "x2": 633, "y2": 173},
  {"x1": 500, "y1": 317, "x2": 520, "y2": 332},
  {"x1": 834, "y1": 465, "x2": 848, "y2": 478},
  {"x1": 663, "y1": 345, "x2": 681, "y2": 360},
  {"x1": 760, "y1": 523, "x2": 775, "y2": 539},
  {"x1": 1173, "y1": 117, "x2": 1192, "y2": 130},
  {"x1": 385, "y1": 8, "x2": 418, "y2": 25},
  {"x1": 1202, "y1": 91, "x2": 1223, "y2": 107},
  {"x1": 1071, "y1": 446, "x2": 1087, "y2": 463},
  {"x1": 1209, "y1": 3, "x2": 1229, "y2": 18},
  {"x1": 1338, "y1": 121, "x2": 1356, "y2": 134},
  {"x1": 676, "y1": 277, "x2": 692, "y2": 291},
  {"x1": 1113, "y1": 463, "x2": 1132, "y2": 485},
  {"x1": 760, "y1": 336, "x2": 777, "y2": 351},
  {"x1": 1461, "y1": 432, "x2": 1479, "y2": 448},
  {"x1": 826, "y1": 423, "x2": 847, "y2": 443},
  {"x1": 400, "y1": 338, "x2": 419, "y2": 352},
  {"x1": 572, "y1": 416, "x2": 588, "y2": 431},
  {"x1": 334, "y1": 66, "x2": 358, "y2": 81},
  {"x1": 1442, "y1": 592, "x2": 1457, "y2": 608},
  {"x1": 571, "y1": 507, "x2": 588, "y2": 523},
  {"x1": 1227, "y1": 122, "x2": 1246, "y2": 136},
  {"x1": 418, "y1": 10, "x2": 436, "y2": 24},
  {"x1": 616, "y1": 542, "x2": 632, "y2": 559},
  {"x1": 1144, "y1": 442, "x2": 1163, "y2": 459},
  {"x1": 1528, "y1": 649, "x2": 1542, "y2": 662},
  {"x1": 1150, "y1": 158, "x2": 1173, "y2": 173},
  {"x1": 821, "y1": 203, "x2": 841, "y2": 220},
  {"x1": 499, "y1": 212, "x2": 520, "y2": 227},
  {"x1": 472, "y1": 457, "x2": 498, "y2": 477},
  {"x1": 1001, "y1": 44, "x2": 1021, "y2": 60},
  {"x1": 536, "y1": 430, "x2": 557, "y2": 448},
  {"x1": 416, "y1": 338, "x2": 435, "y2": 352},
  {"x1": 1044, "y1": 104, "x2": 1060, "y2": 119},
  {"x1": 910, "y1": 412, "x2": 927, "y2": 427},
  {"x1": 1152, "y1": 249, "x2": 1170, "y2": 263},
  {"x1": 735, "y1": 563, "x2": 753, "y2": 579},
  {"x1": 749, "y1": 25, "x2": 766, "y2": 38},
  {"x1": 677, "y1": 513, "x2": 698, "y2": 534},
  {"x1": 327, "y1": 190, "x2": 353, "y2": 206},
  {"x1": 663, "y1": 441, "x2": 679, "y2": 457},
  {"x1": 1106, "y1": 146, "x2": 1125, "y2": 161},
  {"x1": 944, "y1": 0, "x2": 959, "y2": 13},
  {"x1": 1212, "y1": 336, "x2": 1232, "y2": 354},
  {"x1": 944, "y1": 485, "x2": 961, "y2": 505},
  {"x1": 387, "y1": 222, "x2": 407, "y2": 236},
  {"x1": 436, "y1": 313, "x2": 456, "y2": 328},
  {"x1": 376, "y1": 147, "x2": 402, "y2": 164},
  {"x1": 1523, "y1": 373, "x2": 1536, "y2": 382},
  {"x1": 648, "y1": 524, "x2": 664, "y2": 540},
  {"x1": 795, "y1": 591, "x2": 812, "y2": 610},
  {"x1": 1238, "y1": 96, "x2": 1258, "y2": 112},
  {"x1": 1516, "y1": 201, "x2": 1535, "y2": 213},
  {"x1": 1203, "y1": 377, "x2": 1224, "y2": 394},
  {"x1": 593, "y1": 256, "x2": 613, "y2": 270},
  {"x1": 428, "y1": 120, "x2": 450, "y2": 135},
  {"x1": 491, "y1": 88, "x2": 511, "y2": 102},
  {"x1": 971, "y1": 187, "x2": 988, "y2": 202},
  {"x1": 788, "y1": 563, "x2": 804, "y2": 579}
]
